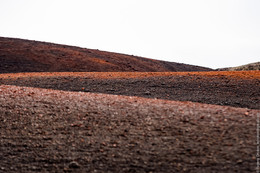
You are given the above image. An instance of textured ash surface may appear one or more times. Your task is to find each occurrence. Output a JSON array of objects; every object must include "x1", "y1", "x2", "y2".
[
  {"x1": 0, "y1": 85, "x2": 259, "y2": 172},
  {"x1": 1, "y1": 72, "x2": 259, "y2": 109}
]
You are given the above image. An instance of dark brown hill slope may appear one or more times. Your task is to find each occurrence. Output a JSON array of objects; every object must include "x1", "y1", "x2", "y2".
[
  {"x1": 0, "y1": 37, "x2": 212, "y2": 73},
  {"x1": 1, "y1": 71, "x2": 259, "y2": 109}
]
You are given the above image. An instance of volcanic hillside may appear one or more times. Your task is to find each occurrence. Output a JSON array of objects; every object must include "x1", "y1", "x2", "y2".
[
  {"x1": 0, "y1": 37, "x2": 212, "y2": 73},
  {"x1": 218, "y1": 62, "x2": 260, "y2": 71},
  {"x1": 0, "y1": 37, "x2": 260, "y2": 172}
]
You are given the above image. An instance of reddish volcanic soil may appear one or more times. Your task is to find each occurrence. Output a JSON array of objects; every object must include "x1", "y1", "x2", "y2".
[
  {"x1": 1, "y1": 71, "x2": 259, "y2": 109},
  {"x1": 0, "y1": 71, "x2": 259, "y2": 172},
  {"x1": 0, "y1": 37, "x2": 212, "y2": 73}
]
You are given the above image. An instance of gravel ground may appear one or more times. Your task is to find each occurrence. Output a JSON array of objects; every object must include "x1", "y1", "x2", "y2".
[
  {"x1": 1, "y1": 71, "x2": 259, "y2": 109},
  {"x1": 0, "y1": 84, "x2": 259, "y2": 172}
]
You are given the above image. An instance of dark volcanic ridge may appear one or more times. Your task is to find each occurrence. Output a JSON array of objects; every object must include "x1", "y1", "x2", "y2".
[
  {"x1": 1, "y1": 71, "x2": 259, "y2": 109},
  {"x1": 0, "y1": 37, "x2": 212, "y2": 73}
]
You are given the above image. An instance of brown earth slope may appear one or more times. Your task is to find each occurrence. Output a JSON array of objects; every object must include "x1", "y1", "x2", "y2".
[
  {"x1": 1, "y1": 37, "x2": 259, "y2": 172},
  {"x1": 1, "y1": 71, "x2": 259, "y2": 109},
  {"x1": 0, "y1": 37, "x2": 212, "y2": 73},
  {"x1": 0, "y1": 85, "x2": 258, "y2": 172},
  {"x1": 0, "y1": 71, "x2": 259, "y2": 172}
]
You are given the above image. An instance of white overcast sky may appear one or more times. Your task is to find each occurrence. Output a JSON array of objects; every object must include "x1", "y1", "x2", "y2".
[{"x1": 0, "y1": 0, "x2": 259, "y2": 69}]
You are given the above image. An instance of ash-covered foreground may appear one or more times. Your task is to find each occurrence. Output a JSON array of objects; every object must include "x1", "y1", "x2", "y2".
[{"x1": 0, "y1": 85, "x2": 258, "y2": 172}]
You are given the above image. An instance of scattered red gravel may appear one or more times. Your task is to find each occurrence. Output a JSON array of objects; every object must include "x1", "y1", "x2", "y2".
[
  {"x1": 0, "y1": 84, "x2": 259, "y2": 172},
  {"x1": 1, "y1": 37, "x2": 259, "y2": 172},
  {"x1": 1, "y1": 71, "x2": 259, "y2": 109}
]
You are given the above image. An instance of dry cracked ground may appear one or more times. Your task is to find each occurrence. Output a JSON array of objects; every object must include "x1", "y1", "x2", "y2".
[{"x1": 0, "y1": 71, "x2": 259, "y2": 172}]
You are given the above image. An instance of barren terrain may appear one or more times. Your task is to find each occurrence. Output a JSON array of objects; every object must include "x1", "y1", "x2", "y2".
[
  {"x1": 0, "y1": 37, "x2": 211, "y2": 73},
  {"x1": 218, "y1": 62, "x2": 260, "y2": 71},
  {"x1": 0, "y1": 37, "x2": 259, "y2": 172},
  {"x1": 2, "y1": 71, "x2": 260, "y2": 110},
  {"x1": 0, "y1": 71, "x2": 259, "y2": 172},
  {"x1": 0, "y1": 71, "x2": 259, "y2": 109}
]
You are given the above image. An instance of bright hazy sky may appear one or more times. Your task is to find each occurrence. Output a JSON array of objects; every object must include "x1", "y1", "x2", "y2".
[{"x1": 0, "y1": 0, "x2": 259, "y2": 69}]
